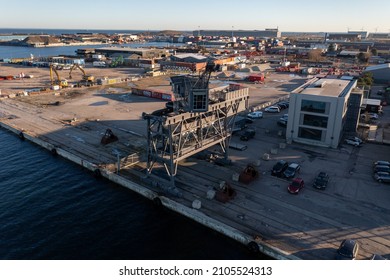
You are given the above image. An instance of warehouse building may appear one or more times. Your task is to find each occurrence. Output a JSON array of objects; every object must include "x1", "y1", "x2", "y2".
[
  {"x1": 193, "y1": 29, "x2": 280, "y2": 38},
  {"x1": 286, "y1": 78, "x2": 360, "y2": 148},
  {"x1": 95, "y1": 47, "x2": 168, "y2": 59},
  {"x1": 363, "y1": 64, "x2": 390, "y2": 84}
]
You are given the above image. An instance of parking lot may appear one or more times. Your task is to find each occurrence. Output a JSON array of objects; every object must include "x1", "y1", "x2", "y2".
[{"x1": 220, "y1": 97, "x2": 390, "y2": 259}]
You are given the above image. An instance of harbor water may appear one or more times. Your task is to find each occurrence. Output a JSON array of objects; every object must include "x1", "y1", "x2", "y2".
[{"x1": 0, "y1": 128, "x2": 262, "y2": 259}]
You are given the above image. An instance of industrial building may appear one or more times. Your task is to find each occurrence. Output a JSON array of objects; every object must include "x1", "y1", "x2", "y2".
[
  {"x1": 363, "y1": 64, "x2": 390, "y2": 84},
  {"x1": 286, "y1": 78, "x2": 360, "y2": 148},
  {"x1": 193, "y1": 29, "x2": 281, "y2": 38},
  {"x1": 94, "y1": 47, "x2": 168, "y2": 59}
]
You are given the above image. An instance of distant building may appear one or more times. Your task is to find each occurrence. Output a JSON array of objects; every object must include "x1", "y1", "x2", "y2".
[
  {"x1": 327, "y1": 33, "x2": 361, "y2": 41},
  {"x1": 368, "y1": 33, "x2": 390, "y2": 39},
  {"x1": 348, "y1": 31, "x2": 368, "y2": 39},
  {"x1": 193, "y1": 29, "x2": 281, "y2": 38},
  {"x1": 170, "y1": 53, "x2": 208, "y2": 63},
  {"x1": 95, "y1": 47, "x2": 168, "y2": 59},
  {"x1": 287, "y1": 78, "x2": 360, "y2": 148},
  {"x1": 363, "y1": 64, "x2": 390, "y2": 83}
]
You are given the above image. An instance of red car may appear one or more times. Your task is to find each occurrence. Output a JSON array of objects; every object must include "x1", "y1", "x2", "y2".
[{"x1": 288, "y1": 178, "x2": 304, "y2": 194}]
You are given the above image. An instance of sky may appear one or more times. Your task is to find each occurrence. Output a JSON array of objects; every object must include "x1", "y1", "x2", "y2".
[{"x1": 1, "y1": 0, "x2": 389, "y2": 33}]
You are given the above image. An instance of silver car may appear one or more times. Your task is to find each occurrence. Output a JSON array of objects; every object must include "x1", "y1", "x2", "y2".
[{"x1": 374, "y1": 172, "x2": 390, "y2": 183}]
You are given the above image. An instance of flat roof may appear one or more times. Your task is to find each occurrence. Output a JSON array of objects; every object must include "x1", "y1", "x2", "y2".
[
  {"x1": 96, "y1": 47, "x2": 159, "y2": 52},
  {"x1": 298, "y1": 78, "x2": 351, "y2": 97}
]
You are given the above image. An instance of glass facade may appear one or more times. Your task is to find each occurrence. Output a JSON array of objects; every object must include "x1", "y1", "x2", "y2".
[
  {"x1": 302, "y1": 114, "x2": 328, "y2": 128},
  {"x1": 298, "y1": 127, "x2": 323, "y2": 141},
  {"x1": 301, "y1": 100, "x2": 328, "y2": 114}
]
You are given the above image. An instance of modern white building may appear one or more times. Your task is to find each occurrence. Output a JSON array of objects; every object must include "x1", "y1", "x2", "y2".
[{"x1": 286, "y1": 78, "x2": 359, "y2": 148}]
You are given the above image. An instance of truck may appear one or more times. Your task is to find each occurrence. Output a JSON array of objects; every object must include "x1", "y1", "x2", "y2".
[{"x1": 247, "y1": 74, "x2": 264, "y2": 83}]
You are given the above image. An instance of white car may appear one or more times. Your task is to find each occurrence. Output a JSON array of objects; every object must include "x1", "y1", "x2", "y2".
[
  {"x1": 264, "y1": 106, "x2": 280, "y2": 113},
  {"x1": 346, "y1": 136, "x2": 362, "y2": 144},
  {"x1": 247, "y1": 111, "x2": 263, "y2": 119},
  {"x1": 374, "y1": 161, "x2": 390, "y2": 166},
  {"x1": 360, "y1": 113, "x2": 379, "y2": 120},
  {"x1": 345, "y1": 139, "x2": 361, "y2": 147}
]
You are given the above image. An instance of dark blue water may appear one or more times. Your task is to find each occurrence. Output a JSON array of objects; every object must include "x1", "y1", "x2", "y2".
[
  {"x1": 0, "y1": 28, "x2": 157, "y2": 36},
  {"x1": 0, "y1": 42, "x2": 182, "y2": 60},
  {"x1": 0, "y1": 27, "x2": 187, "y2": 59},
  {"x1": 0, "y1": 128, "x2": 261, "y2": 260}
]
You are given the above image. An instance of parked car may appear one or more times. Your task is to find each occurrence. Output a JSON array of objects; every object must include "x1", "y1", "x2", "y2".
[
  {"x1": 371, "y1": 254, "x2": 387, "y2": 260},
  {"x1": 374, "y1": 165, "x2": 390, "y2": 173},
  {"x1": 277, "y1": 119, "x2": 287, "y2": 127},
  {"x1": 264, "y1": 106, "x2": 280, "y2": 113},
  {"x1": 283, "y1": 163, "x2": 301, "y2": 179},
  {"x1": 345, "y1": 138, "x2": 362, "y2": 147},
  {"x1": 374, "y1": 172, "x2": 390, "y2": 183},
  {"x1": 272, "y1": 160, "x2": 289, "y2": 177},
  {"x1": 346, "y1": 136, "x2": 362, "y2": 144},
  {"x1": 229, "y1": 142, "x2": 247, "y2": 151},
  {"x1": 313, "y1": 171, "x2": 329, "y2": 190},
  {"x1": 374, "y1": 160, "x2": 390, "y2": 166},
  {"x1": 247, "y1": 111, "x2": 263, "y2": 119},
  {"x1": 240, "y1": 128, "x2": 256, "y2": 141},
  {"x1": 360, "y1": 113, "x2": 379, "y2": 121},
  {"x1": 277, "y1": 102, "x2": 289, "y2": 109},
  {"x1": 287, "y1": 178, "x2": 304, "y2": 194},
  {"x1": 336, "y1": 239, "x2": 359, "y2": 260},
  {"x1": 244, "y1": 117, "x2": 254, "y2": 124}
]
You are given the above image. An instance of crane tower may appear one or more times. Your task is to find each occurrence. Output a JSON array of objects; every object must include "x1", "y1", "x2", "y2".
[{"x1": 143, "y1": 62, "x2": 249, "y2": 188}]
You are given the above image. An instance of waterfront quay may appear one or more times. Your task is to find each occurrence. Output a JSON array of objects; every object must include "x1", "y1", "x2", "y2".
[{"x1": 1, "y1": 71, "x2": 390, "y2": 260}]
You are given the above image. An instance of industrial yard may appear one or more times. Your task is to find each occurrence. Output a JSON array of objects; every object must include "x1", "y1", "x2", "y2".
[{"x1": 1, "y1": 58, "x2": 390, "y2": 260}]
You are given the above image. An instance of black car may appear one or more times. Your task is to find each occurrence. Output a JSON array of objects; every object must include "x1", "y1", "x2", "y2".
[
  {"x1": 277, "y1": 119, "x2": 287, "y2": 127},
  {"x1": 277, "y1": 102, "x2": 289, "y2": 109},
  {"x1": 336, "y1": 239, "x2": 359, "y2": 260},
  {"x1": 313, "y1": 171, "x2": 329, "y2": 190},
  {"x1": 240, "y1": 128, "x2": 256, "y2": 141},
  {"x1": 272, "y1": 160, "x2": 289, "y2": 177},
  {"x1": 374, "y1": 165, "x2": 390, "y2": 173}
]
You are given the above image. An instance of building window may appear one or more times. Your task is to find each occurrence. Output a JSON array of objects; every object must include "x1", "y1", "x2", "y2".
[
  {"x1": 303, "y1": 114, "x2": 328, "y2": 128},
  {"x1": 191, "y1": 89, "x2": 208, "y2": 112},
  {"x1": 301, "y1": 100, "x2": 328, "y2": 114},
  {"x1": 298, "y1": 127, "x2": 323, "y2": 141}
]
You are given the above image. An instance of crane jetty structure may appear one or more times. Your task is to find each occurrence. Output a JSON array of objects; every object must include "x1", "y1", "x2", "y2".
[{"x1": 142, "y1": 62, "x2": 249, "y2": 189}]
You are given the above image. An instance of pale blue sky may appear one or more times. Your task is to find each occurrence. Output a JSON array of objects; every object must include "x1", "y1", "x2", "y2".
[{"x1": 1, "y1": 0, "x2": 389, "y2": 32}]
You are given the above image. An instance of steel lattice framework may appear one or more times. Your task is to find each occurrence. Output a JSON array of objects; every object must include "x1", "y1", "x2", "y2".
[{"x1": 143, "y1": 85, "x2": 249, "y2": 187}]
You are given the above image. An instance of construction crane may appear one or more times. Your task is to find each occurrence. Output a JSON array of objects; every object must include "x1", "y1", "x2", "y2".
[
  {"x1": 49, "y1": 64, "x2": 68, "y2": 88},
  {"x1": 69, "y1": 64, "x2": 94, "y2": 85}
]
